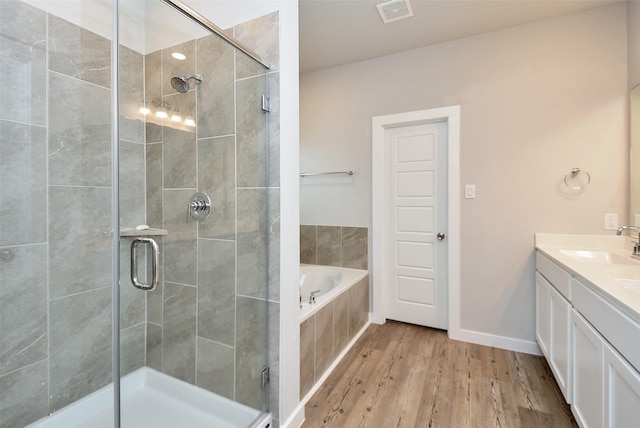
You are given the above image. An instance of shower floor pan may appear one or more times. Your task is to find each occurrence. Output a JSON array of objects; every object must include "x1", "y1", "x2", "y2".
[{"x1": 27, "y1": 367, "x2": 270, "y2": 428}]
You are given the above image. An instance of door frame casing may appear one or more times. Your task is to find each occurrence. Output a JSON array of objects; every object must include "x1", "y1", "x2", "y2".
[{"x1": 372, "y1": 105, "x2": 461, "y2": 337}]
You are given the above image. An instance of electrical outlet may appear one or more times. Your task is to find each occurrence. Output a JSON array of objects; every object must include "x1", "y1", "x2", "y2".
[{"x1": 604, "y1": 213, "x2": 618, "y2": 231}]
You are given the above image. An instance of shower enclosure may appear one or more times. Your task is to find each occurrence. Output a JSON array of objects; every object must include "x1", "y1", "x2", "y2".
[{"x1": 0, "y1": 0, "x2": 278, "y2": 426}]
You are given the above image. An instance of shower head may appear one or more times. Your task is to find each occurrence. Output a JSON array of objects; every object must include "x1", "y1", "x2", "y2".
[{"x1": 170, "y1": 75, "x2": 203, "y2": 93}]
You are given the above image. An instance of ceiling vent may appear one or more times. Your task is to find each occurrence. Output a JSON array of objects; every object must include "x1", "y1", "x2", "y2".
[{"x1": 376, "y1": 0, "x2": 414, "y2": 24}]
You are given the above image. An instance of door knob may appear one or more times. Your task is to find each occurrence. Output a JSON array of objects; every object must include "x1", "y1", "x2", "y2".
[{"x1": 437, "y1": 232, "x2": 446, "y2": 240}]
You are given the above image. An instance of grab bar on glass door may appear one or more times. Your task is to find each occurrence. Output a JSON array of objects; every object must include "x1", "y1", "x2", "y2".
[{"x1": 130, "y1": 237, "x2": 159, "y2": 291}]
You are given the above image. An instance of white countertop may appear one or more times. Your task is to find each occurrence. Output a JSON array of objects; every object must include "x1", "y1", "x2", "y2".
[{"x1": 535, "y1": 233, "x2": 640, "y2": 324}]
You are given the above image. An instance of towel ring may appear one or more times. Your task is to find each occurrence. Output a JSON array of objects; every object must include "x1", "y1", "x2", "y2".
[{"x1": 563, "y1": 167, "x2": 591, "y2": 190}]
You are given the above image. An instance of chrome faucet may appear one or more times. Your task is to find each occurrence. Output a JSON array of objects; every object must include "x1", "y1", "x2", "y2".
[
  {"x1": 616, "y1": 226, "x2": 640, "y2": 257},
  {"x1": 309, "y1": 290, "x2": 321, "y2": 304}
]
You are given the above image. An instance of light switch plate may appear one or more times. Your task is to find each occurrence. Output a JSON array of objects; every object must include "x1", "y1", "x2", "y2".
[{"x1": 464, "y1": 184, "x2": 476, "y2": 199}]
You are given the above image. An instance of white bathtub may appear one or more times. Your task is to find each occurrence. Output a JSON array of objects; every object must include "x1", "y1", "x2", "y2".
[{"x1": 300, "y1": 264, "x2": 368, "y2": 322}]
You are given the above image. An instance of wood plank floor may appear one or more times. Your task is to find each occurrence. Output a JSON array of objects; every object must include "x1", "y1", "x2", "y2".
[{"x1": 302, "y1": 321, "x2": 577, "y2": 428}]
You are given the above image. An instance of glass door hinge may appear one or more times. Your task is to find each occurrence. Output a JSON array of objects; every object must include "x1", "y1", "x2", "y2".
[
  {"x1": 261, "y1": 95, "x2": 271, "y2": 113},
  {"x1": 261, "y1": 367, "x2": 270, "y2": 387}
]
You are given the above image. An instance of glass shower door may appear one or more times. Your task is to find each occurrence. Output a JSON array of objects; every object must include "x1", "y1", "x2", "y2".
[
  {"x1": 117, "y1": 1, "x2": 271, "y2": 426},
  {"x1": 0, "y1": 0, "x2": 116, "y2": 426}
]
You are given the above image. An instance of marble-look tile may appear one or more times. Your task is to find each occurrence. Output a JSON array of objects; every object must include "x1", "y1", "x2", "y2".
[
  {"x1": 333, "y1": 291, "x2": 350, "y2": 354},
  {"x1": 119, "y1": 45, "x2": 144, "y2": 144},
  {"x1": 0, "y1": 120, "x2": 46, "y2": 246},
  {"x1": 146, "y1": 258, "x2": 164, "y2": 326},
  {"x1": 119, "y1": 140, "x2": 146, "y2": 229},
  {"x1": 120, "y1": 323, "x2": 145, "y2": 376},
  {"x1": 316, "y1": 226, "x2": 342, "y2": 267},
  {"x1": 0, "y1": 244, "x2": 47, "y2": 375},
  {"x1": 299, "y1": 316, "x2": 315, "y2": 398},
  {"x1": 235, "y1": 12, "x2": 280, "y2": 78},
  {"x1": 49, "y1": 287, "x2": 112, "y2": 411},
  {"x1": 349, "y1": 276, "x2": 370, "y2": 337},
  {"x1": 300, "y1": 225, "x2": 317, "y2": 265},
  {"x1": 314, "y1": 302, "x2": 334, "y2": 380},
  {"x1": 162, "y1": 282, "x2": 196, "y2": 384},
  {"x1": 237, "y1": 189, "x2": 268, "y2": 299},
  {"x1": 146, "y1": 322, "x2": 163, "y2": 372},
  {"x1": 196, "y1": 338, "x2": 234, "y2": 400},
  {"x1": 235, "y1": 295, "x2": 268, "y2": 411},
  {"x1": 163, "y1": 125, "x2": 196, "y2": 189},
  {"x1": 0, "y1": 0, "x2": 46, "y2": 125},
  {"x1": 48, "y1": 186, "x2": 112, "y2": 299},
  {"x1": 48, "y1": 14, "x2": 111, "y2": 87},
  {"x1": 268, "y1": 301, "x2": 280, "y2": 420},
  {"x1": 0, "y1": 359, "x2": 48, "y2": 427},
  {"x1": 342, "y1": 227, "x2": 368, "y2": 270},
  {"x1": 163, "y1": 189, "x2": 197, "y2": 286},
  {"x1": 144, "y1": 50, "x2": 163, "y2": 143},
  {"x1": 268, "y1": 189, "x2": 280, "y2": 303},
  {"x1": 197, "y1": 239, "x2": 235, "y2": 346},
  {"x1": 196, "y1": 34, "x2": 234, "y2": 138},
  {"x1": 145, "y1": 143, "x2": 163, "y2": 228},
  {"x1": 162, "y1": 91, "x2": 196, "y2": 135},
  {"x1": 197, "y1": 136, "x2": 235, "y2": 240},
  {"x1": 162, "y1": 40, "x2": 195, "y2": 96},
  {"x1": 237, "y1": 74, "x2": 268, "y2": 188},
  {"x1": 48, "y1": 72, "x2": 111, "y2": 187},
  {"x1": 267, "y1": 72, "x2": 280, "y2": 187},
  {"x1": 119, "y1": 238, "x2": 146, "y2": 329}
]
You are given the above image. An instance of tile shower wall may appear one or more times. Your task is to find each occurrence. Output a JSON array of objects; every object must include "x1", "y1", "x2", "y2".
[
  {"x1": 143, "y1": 11, "x2": 281, "y2": 420},
  {"x1": 300, "y1": 225, "x2": 368, "y2": 270},
  {"x1": 0, "y1": 1, "x2": 280, "y2": 426}
]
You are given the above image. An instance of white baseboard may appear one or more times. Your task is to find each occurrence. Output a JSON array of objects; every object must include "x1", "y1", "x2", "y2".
[{"x1": 449, "y1": 327, "x2": 542, "y2": 355}]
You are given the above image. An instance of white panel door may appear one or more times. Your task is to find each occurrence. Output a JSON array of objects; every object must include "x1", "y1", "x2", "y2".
[{"x1": 385, "y1": 121, "x2": 447, "y2": 329}]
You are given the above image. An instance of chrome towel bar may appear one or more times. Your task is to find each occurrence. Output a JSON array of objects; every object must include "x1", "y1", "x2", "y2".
[{"x1": 299, "y1": 170, "x2": 354, "y2": 177}]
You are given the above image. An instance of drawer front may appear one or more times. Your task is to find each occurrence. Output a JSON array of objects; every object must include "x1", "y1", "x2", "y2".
[
  {"x1": 536, "y1": 251, "x2": 571, "y2": 299},
  {"x1": 573, "y1": 278, "x2": 640, "y2": 374}
]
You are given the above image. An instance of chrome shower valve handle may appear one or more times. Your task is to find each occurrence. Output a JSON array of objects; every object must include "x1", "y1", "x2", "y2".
[{"x1": 187, "y1": 192, "x2": 212, "y2": 221}]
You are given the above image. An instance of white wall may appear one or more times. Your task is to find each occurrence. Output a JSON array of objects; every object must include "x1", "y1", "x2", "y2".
[
  {"x1": 300, "y1": 4, "x2": 628, "y2": 346},
  {"x1": 629, "y1": 1, "x2": 640, "y2": 89}
]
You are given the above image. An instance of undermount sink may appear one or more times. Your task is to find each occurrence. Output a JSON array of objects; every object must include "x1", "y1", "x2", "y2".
[
  {"x1": 559, "y1": 249, "x2": 637, "y2": 265},
  {"x1": 614, "y1": 278, "x2": 640, "y2": 290}
]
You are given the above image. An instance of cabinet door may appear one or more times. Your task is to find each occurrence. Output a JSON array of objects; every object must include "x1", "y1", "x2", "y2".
[
  {"x1": 605, "y1": 344, "x2": 640, "y2": 428},
  {"x1": 550, "y1": 284, "x2": 571, "y2": 402},
  {"x1": 536, "y1": 272, "x2": 551, "y2": 358},
  {"x1": 572, "y1": 309, "x2": 604, "y2": 428}
]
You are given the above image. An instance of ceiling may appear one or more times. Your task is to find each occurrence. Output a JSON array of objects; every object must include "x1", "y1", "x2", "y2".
[{"x1": 299, "y1": 0, "x2": 624, "y2": 74}]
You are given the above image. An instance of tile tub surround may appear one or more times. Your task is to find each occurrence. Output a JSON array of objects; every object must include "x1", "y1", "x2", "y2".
[
  {"x1": 0, "y1": 2, "x2": 281, "y2": 427},
  {"x1": 300, "y1": 225, "x2": 368, "y2": 269},
  {"x1": 300, "y1": 274, "x2": 369, "y2": 398}
]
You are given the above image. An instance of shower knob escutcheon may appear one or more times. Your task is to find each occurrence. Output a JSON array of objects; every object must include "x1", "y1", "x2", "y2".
[{"x1": 187, "y1": 192, "x2": 211, "y2": 221}]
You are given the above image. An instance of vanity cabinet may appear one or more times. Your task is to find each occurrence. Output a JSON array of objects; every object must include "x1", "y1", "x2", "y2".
[
  {"x1": 536, "y1": 251, "x2": 640, "y2": 428},
  {"x1": 535, "y1": 255, "x2": 572, "y2": 402},
  {"x1": 604, "y1": 341, "x2": 640, "y2": 427},
  {"x1": 571, "y1": 309, "x2": 604, "y2": 428}
]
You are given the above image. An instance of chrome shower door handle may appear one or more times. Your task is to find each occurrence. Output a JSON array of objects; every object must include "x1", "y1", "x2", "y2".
[{"x1": 130, "y1": 237, "x2": 160, "y2": 291}]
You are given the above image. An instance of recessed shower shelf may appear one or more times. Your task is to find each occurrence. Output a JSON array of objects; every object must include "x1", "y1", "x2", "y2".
[{"x1": 120, "y1": 228, "x2": 168, "y2": 237}]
